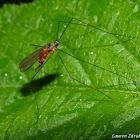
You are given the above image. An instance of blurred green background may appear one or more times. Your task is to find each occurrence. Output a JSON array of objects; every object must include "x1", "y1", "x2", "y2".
[{"x1": 0, "y1": 0, "x2": 140, "y2": 140}]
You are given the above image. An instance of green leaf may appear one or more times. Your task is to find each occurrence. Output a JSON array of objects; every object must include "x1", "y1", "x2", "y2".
[{"x1": 0, "y1": 0, "x2": 140, "y2": 140}]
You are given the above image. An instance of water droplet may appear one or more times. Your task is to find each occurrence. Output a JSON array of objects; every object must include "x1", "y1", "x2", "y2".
[
  {"x1": 56, "y1": 6, "x2": 59, "y2": 10},
  {"x1": 19, "y1": 76, "x2": 22, "y2": 79},
  {"x1": 93, "y1": 16, "x2": 98, "y2": 22},
  {"x1": 89, "y1": 52, "x2": 93, "y2": 54}
]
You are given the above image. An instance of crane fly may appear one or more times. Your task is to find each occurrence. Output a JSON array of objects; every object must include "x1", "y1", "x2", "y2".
[
  {"x1": 19, "y1": 41, "x2": 59, "y2": 79},
  {"x1": 19, "y1": 18, "x2": 139, "y2": 124},
  {"x1": 19, "y1": 17, "x2": 73, "y2": 80}
]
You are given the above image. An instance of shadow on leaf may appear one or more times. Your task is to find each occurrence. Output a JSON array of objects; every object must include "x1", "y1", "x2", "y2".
[{"x1": 20, "y1": 74, "x2": 59, "y2": 96}]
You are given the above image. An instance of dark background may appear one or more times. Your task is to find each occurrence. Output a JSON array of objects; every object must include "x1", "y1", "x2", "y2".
[{"x1": 0, "y1": 0, "x2": 34, "y2": 8}]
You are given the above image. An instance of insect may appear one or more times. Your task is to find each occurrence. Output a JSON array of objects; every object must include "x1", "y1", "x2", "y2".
[
  {"x1": 19, "y1": 17, "x2": 73, "y2": 79},
  {"x1": 19, "y1": 40, "x2": 60, "y2": 79},
  {"x1": 19, "y1": 18, "x2": 139, "y2": 124}
]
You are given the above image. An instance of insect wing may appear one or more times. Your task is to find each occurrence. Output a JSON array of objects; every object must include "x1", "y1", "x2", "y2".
[{"x1": 19, "y1": 46, "x2": 46, "y2": 72}]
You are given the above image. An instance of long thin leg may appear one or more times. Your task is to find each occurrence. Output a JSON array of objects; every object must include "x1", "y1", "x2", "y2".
[
  {"x1": 57, "y1": 18, "x2": 137, "y2": 54},
  {"x1": 58, "y1": 18, "x2": 74, "y2": 41},
  {"x1": 57, "y1": 21, "x2": 98, "y2": 45},
  {"x1": 60, "y1": 18, "x2": 139, "y2": 39},
  {"x1": 55, "y1": 49, "x2": 118, "y2": 105},
  {"x1": 58, "y1": 20, "x2": 97, "y2": 27},
  {"x1": 62, "y1": 27, "x2": 97, "y2": 44},
  {"x1": 57, "y1": 18, "x2": 92, "y2": 41},
  {"x1": 32, "y1": 52, "x2": 54, "y2": 124},
  {"x1": 57, "y1": 48, "x2": 137, "y2": 84},
  {"x1": 32, "y1": 91, "x2": 39, "y2": 125},
  {"x1": 62, "y1": 38, "x2": 132, "y2": 50}
]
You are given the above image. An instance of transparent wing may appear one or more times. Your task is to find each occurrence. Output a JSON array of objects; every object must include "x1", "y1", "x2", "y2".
[{"x1": 19, "y1": 46, "x2": 47, "y2": 72}]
